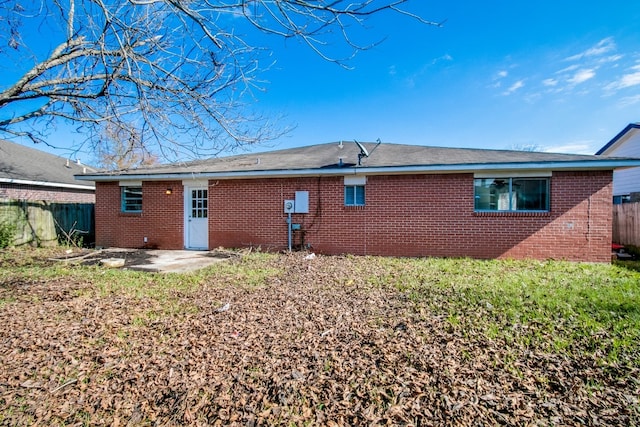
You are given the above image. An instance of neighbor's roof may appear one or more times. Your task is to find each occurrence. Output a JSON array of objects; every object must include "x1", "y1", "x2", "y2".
[
  {"x1": 76, "y1": 141, "x2": 640, "y2": 182},
  {"x1": 0, "y1": 139, "x2": 96, "y2": 190},
  {"x1": 596, "y1": 123, "x2": 640, "y2": 155}
]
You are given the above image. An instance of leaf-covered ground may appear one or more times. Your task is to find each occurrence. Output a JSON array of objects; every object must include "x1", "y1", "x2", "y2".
[{"x1": 0, "y1": 250, "x2": 639, "y2": 426}]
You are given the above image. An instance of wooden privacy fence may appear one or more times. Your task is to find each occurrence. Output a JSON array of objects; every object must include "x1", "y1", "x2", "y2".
[
  {"x1": 613, "y1": 202, "x2": 640, "y2": 247},
  {"x1": 0, "y1": 198, "x2": 94, "y2": 247}
]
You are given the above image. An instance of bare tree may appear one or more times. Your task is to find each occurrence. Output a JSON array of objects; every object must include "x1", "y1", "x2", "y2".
[
  {"x1": 0, "y1": 1, "x2": 439, "y2": 164},
  {"x1": 94, "y1": 122, "x2": 159, "y2": 169},
  {"x1": 509, "y1": 143, "x2": 543, "y2": 152}
]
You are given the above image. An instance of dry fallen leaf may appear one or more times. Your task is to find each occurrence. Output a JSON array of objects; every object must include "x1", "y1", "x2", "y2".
[{"x1": 0, "y1": 252, "x2": 637, "y2": 426}]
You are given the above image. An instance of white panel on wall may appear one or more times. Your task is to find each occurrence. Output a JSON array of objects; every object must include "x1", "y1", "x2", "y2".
[
  {"x1": 344, "y1": 176, "x2": 366, "y2": 186},
  {"x1": 294, "y1": 191, "x2": 309, "y2": 213}
]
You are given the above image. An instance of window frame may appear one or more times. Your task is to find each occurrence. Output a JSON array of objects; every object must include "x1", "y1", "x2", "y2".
[
  {"x1": 121, "y1": 185, "x2": 143, "y2": 213},
  {"x1": 344, "y1": 184, "x2": 366, "y2": 207},
  {"x1": 474, "y1": 176, "x2": 550, "y2": 213}
]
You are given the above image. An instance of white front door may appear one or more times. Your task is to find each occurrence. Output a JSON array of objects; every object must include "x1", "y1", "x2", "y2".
[{"x1": 185, "y1": 185, "x2": 208, "y2": 249}]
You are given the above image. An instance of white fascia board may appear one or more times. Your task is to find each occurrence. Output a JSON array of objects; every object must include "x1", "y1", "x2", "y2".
[
  {"x1": 0, "y1": 177, "x2": 95, "y2": 191},
  {"x1": 75, "y1": 159, "x2": 640, "y2": 182}
]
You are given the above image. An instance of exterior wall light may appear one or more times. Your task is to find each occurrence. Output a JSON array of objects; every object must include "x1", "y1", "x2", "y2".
[{"x1": 165, "y1": 188, "x2": 173, "y2": 195}]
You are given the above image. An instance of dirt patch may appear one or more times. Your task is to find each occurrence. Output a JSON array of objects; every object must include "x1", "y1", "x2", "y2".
[
  {"x1": 47, "y1": 248, "x2": 239, "y2": 272},
  {"x1": 49, "y1": 248, "x2": 154, "y2": 268},
  {"x1": 0, "y1": 253, "x2": 638, "y2": 425}
]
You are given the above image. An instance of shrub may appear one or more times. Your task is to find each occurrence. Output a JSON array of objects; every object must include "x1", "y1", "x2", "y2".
[{"x1": 0, "y1": 221, "x2": 17, "y2": 248}]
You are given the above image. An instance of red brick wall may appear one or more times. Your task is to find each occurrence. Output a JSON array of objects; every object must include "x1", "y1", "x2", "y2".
[
  {"x1": 0, "y1": 184, "x2": 95, "y2": 203},
  {"x1": 95, "y1": 171, "x2": 613, "y2": 262},
  {"x1": 95, "y1": 181, "x2": 183, "y2": 249}
]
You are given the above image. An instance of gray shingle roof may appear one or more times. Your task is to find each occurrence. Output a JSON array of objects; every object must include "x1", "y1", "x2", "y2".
[
  {"x1": 77, "y1": 141, "x2": 640, "y2": 181},
  {"x1": 0, "y1": 139, "x2": 95, "y2": 189}
]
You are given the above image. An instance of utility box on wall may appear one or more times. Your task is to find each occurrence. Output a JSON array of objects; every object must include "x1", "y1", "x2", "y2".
[
  {"x1": 284, "y1": 200, "x2": 295, "y2": 214},
  {"x1": 294, "y1": 191, "x2": 309, "y2": 213}
]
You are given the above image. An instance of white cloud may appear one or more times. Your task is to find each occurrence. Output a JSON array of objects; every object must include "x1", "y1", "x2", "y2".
[
  {"x1": 565, "y1": 37, "x2": 616, "y2": 61},
  {"x1": 503, "y1": 80, "x2": 524, "y2": 95},
  {"x1": 428, "y1": 54, "x2": 453, "y2": 67},
  {"x1": 388, "y1": 65, "x2": 397, "y2": 76},
  {"x1": 523, "y1": 92, "x2": 543, "y2": 103},
  {"x1": 401, "y1": 54, "x2": 453, "y2": 88},
  {"x1": 568, "y1": 69, "x2": 596, "y2": 84},
  {"x1": 614, "y1": 71, "x2": 640, "y2": 89},
  {"x1": 556, "y1": 64, "x2": 580, "y2": 74},
  {"x1": 618, "y1": 94, "x2": 640, "y2": 107},
  {"x1": 605, "y1": 64, "x2": 640, "y2": 91},
  {"x1": 543, "y1": 142, "x2": 596, "y2": 155},
  {"x1": 491, "y1": 70, "x2": 509, "y2": 88},
  {"x1": 597, "y1": 54, "x2": 623, "y2": 64},
  {"x1": 542, "y1": 78, "x2": 558, "y2": 87}
]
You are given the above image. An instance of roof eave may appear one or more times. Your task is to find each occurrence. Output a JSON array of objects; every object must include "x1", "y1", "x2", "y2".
[
  {"x1": 75, "y1": 160, "x2": 640, "y2": 182},
  {"x1": 0, "y1": 177, "x2": 95, "y2": 191},
  {"x1": 596, "y1": 123, "x2": 640, "y2": 155}
]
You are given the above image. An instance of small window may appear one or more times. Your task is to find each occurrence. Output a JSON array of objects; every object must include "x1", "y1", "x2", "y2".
[
  {"x1": 613, "y1": 195, "x2": 631, "y2": 205},
  {"x1": 345, "y1": 185, "x2": 365, "y2": 206},
  {"x1": 474, "y1": 177, "x2": 549, "y2": 212},
  {"x1": 121, "y1": 186, "x2": 142, "y2": 212},
  {"x1": 191, "y1": 189, "x2": 208, "y2": 218}
]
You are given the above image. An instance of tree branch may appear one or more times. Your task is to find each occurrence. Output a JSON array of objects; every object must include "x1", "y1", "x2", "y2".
[{"x1": 0, "y1": 0, "x2": 440, "y2": 166}]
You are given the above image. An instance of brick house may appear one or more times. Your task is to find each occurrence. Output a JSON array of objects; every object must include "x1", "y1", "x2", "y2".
[
  {"x1": 0, "y1": 139, "x2": 95, "y2": 203},
  {"x1": 1, "y1": 139, "x2": 96, "y2": 246},
  {"x1": 596, "y1": 123, "x2": 640, "y2": 204},
  {"x1": 77, "y1": 141, "x2": 640, "y2": 262}
]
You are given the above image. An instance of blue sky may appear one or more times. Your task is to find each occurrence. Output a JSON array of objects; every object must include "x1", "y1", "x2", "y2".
[
  {"x1": 249, "y1": 0, "x2": 640, "y2": 156},
  {"x1": 6, "y1": 0, "x2": 640, "y2": 160}
]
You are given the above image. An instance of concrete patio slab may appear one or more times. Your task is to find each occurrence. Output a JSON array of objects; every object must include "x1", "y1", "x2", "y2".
[{"x1": 100, "y1": 248, "x2": 234, "y2": 273}]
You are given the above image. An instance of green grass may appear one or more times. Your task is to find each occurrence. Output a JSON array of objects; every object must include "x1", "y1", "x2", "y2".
[
  {"x1": 0, "y1": 248, "x2": 278, "y2": 297},
  {"x1": 0, "y1": 249, "x2": 280, "y2": 326},
  {"x1": 368, "y1": 257, "x2": 640, "y2": 366},
  {"x1": 2, "y1": 249, "x2": 639, "y2": 369}
]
